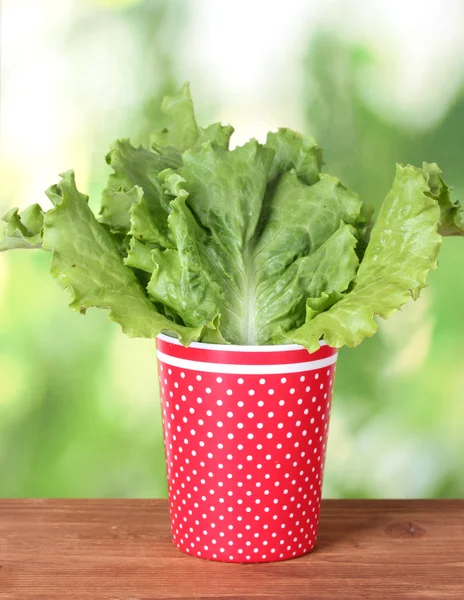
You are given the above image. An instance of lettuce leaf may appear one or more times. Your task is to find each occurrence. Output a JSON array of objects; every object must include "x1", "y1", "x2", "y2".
[
  {"x1": 151, "y1": 82, "x2": 199, "y2": 151},
  {"x1": 42, "y1": 171, "x2": 209, "y2": 344},
  {"x1": 251, "y1": 170, "x2": 361, "y2": 343},
  {"x1": 100, "y1": 140, "x2": 176, "y2": 246},
  {"x1": 0, "y1": 204, "x2": 44, "y2": 251},
  {"x1": 284, "y1": 165, "x2": 443, "y2": 350},
  {"x1": 147, "y1": 140, "x2": 274, "y2": 343},
  {"x1": 151, "y1": 83, "x2": 234, "y2": 151},
  {"x1": 266, "y1": 128, "x2": 322, "y2": 185},
  {"x1": 423, "y1": 162, "x2": 464, "y2": 236},
  {"x1": 124, "y1": 236, "x2": 156, "y2": 273}
]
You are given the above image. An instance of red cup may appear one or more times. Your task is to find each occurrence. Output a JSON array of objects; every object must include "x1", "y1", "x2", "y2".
[{"x1": 156, "y1": 334, "x2": 337, "y2": 563}]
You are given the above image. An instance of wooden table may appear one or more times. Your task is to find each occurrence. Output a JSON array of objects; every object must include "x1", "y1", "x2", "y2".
[{"x1": 0, "y1": 500, "x2": 462, "y2": 599}]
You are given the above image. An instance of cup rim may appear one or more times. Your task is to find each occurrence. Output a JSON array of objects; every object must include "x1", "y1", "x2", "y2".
[{"x1": 157, "y1": 333, "x2": 327, "y2": 353}]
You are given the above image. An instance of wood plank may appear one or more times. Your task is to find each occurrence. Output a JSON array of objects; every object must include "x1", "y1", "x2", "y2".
[{"x1": 0, "y1": 499, "x2": 463, "y2": 599}]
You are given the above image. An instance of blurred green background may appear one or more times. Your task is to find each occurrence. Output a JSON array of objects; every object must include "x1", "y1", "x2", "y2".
[{"x1": 1, "y1": 0, "x2": 463, "y2": 498}]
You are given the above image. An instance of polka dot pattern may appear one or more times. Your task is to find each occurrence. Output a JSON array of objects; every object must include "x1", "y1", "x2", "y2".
[{"x1": 157, "y1": 341, "x2": 336, "y2": 563}]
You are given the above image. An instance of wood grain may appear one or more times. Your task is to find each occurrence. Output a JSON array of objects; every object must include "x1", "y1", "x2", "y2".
[{"x1": 0, "y1": 499, "x2": 463, "y2": 599}]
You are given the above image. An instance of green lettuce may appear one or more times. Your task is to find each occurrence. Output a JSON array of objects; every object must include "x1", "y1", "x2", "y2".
[
  {"x1": 0, "y1": 204, "x2": 44, "y2": 251},
  {"x1": 423, "y1": 162, "x2": 464, "y2": 236},
  {"x1": 281, "y1": 165, "x2": 443, "y2": 350},
  {"x1": 1, "y1": 84, "x2": 462, "y2": 350}
]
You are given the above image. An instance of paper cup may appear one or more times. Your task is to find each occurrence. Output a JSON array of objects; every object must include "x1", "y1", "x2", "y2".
[{"x1": 156, "y1": 334, "x2": 337, "y2": 563}]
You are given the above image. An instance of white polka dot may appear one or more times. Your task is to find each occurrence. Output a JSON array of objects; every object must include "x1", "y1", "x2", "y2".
[
  {"x1": 281, "y1": 377, "x2": 287, "y2": 384},
  {"x1": 300, "y1": 375, "x2": 305, "y2": 382},
  {"x1": 198, "y1": 419, "x2": 204, "y2": 426},
  {"x1": 216, "y1": 376, "x2": 223, "y2": 383},
  {"x1": 257, "y1": 400, "x2": 264, "y2": 407},
  {"x1": 248, "y1": 389, "x2": 255, "y2": 396},
  {"x1": 237, "y1": 378, "x2": 244, "y2": 385},
  {"x1": 315, "y1": 373, "x2": 319, "y2": 380},
  {"x1": 197, "y1": 397, "x2": 203, "y2": 404},
  {"x1": 277, "y1": 423, "x2": 284, "y2": 429},
  {"x1": 237, "y1": 423, "x2": 244, "y2": 429},
  {"x1": 289, "y1": 388, "x2": 295, "y2": 394},
  {"x1": 287, "y1": 411, "x2": 294, "y2": 417},
  {"x1": 207, "y1": 432, "x2": 213, "y2": 438},
  {"x1": 227, "y1": 454, "x2": 233, "y2": 460},
  {"x1": 206, "y1": 410, "x2": 213, "y2": 417},
  {"x1": 257, "y1": 423, "x2": 264, "y2": 429},
  {"x1": 227, "y1": 411, "x2": 234, "y2": 418},
  {"x1": 247, "y1": 412, "x2": 254, "y2": 418},
  {"x1": 266, "y1": 433, "x2": 273, "y2": 439},
  {"x1": 278, "y1": 400, "x2": 285, "y2": 406},
  {"x1": 217, "y1": 399, "x2": 223, "y2": 407},
  {"x1": 217, "y1": 421, "x2": 223, "y2": 428},
  {"x1": 205, "y1": 387, "x2": 212, "y2": 394},
  {"x1": 226, "y1": 389, "x2": 233, "y2": 395},
  {"x1": 259, "y1": 378, "x2": 266, "y2": 384},
  {"x1": 227, "y1": 433, "x2": 234, "y2": 440},
  {"x1": 190, "y1": 429, "x2": 196, "y2": 435},
  {"x1": 268, "y1": 389, "x2": 275, "y2": 395},
  {"x1": 238, "y1": 401, "x2": 244, "y2": 408},
  {"x1": 188, "y1": 385, "x2": 193, "y2": 391}
]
